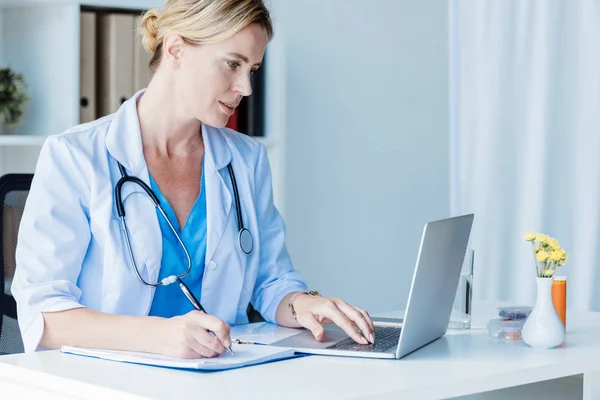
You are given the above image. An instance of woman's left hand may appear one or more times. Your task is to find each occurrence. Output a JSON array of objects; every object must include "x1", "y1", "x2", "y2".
[{"x1": 292, "y1": 294, "x2": 376, "y2": 344}]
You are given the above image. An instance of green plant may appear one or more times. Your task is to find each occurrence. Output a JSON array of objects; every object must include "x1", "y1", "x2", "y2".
[{"x1": 0, "y1": 67, "x2": 30, "y2": 126}]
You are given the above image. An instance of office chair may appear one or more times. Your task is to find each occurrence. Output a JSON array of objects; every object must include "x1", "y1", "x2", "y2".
[
  {"x1": 0, "y1": 173, "x2": 32, "y2": 355},
  {"x1": 246, "y1": 303, "x2": 265, "y2": 323}
]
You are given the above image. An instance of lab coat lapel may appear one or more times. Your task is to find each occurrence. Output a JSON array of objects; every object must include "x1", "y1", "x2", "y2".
[
  {"x1": 202, "y1": 124, "x2": 232, "y2": 264},
  {"x1": 105, "y1": 89, "x2": 163, "y2": 285}
]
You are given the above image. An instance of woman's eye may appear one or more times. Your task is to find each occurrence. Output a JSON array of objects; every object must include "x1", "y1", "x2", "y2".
[{"x1": 227, "y1": 61, "x2": 240, "y2": 69}]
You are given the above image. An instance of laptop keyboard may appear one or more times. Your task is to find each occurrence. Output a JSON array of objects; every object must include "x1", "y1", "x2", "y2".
[{"x1": 326, "y1": 326, "x2": 402, "y2": 353}]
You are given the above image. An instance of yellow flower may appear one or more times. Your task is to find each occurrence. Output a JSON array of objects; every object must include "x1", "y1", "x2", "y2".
[
  {"x1": 524, "y1": 232, "x2": 537, "y2": 241},
  {"x1": 548, "y1": 250, "x2": 562, "y2": 263},
  {"x1": 548, "y1": 238, "x2": 560, "y2": 250},
  {"x1": 536, "y1": 251, "x2": 549, "y2": 262},
  {"x1": 537, "y1": 234, "x2": 550, "y2": 244},
  {"x1": 525, "y1": 232, "x2": 568, "y2": 273},
  {"x1": 558, "y1": 251, "x2": 568, "y2": 266}
]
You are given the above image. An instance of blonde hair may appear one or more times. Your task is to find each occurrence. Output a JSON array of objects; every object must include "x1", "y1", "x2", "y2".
[{"x1": 138, "y1": 0, "x2": 273, "y2": 72}]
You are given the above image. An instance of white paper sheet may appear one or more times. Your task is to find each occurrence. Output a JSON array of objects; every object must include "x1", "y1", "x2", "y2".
[{"x1": 61, "y1": 343, "x2": 296, "y2": 371}]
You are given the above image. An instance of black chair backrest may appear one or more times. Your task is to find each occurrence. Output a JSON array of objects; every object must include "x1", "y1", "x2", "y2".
[{"x1": 0, "y1": 173, "x2": 32, "y2": 354}]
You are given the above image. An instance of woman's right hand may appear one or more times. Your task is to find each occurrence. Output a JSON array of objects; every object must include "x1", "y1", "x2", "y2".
[{"x1": 158, "y1": 310, "x2": 232, "y2": 358}]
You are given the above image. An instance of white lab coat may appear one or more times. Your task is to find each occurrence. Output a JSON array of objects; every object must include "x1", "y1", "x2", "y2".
[{"x1": 12, "y1": 90, "x2": 308, "y2": 352}]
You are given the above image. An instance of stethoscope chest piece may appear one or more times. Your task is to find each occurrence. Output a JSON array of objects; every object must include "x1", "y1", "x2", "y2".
[{"x1": 239, "y1": 228, "x2": 253, "y2": 255}]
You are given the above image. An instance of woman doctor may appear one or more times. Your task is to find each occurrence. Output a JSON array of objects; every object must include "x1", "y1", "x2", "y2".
[{"x1": 12, "y1": 0, "x2": 375, "y2": 358}]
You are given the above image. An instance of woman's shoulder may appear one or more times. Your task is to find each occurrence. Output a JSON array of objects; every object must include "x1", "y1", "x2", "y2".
[
  {"x1": 216, "y1": 126, "x2": 266, "y2": 160},
  {"x1": 46, "y1": 114, "x2": 114, "y2": 152}
]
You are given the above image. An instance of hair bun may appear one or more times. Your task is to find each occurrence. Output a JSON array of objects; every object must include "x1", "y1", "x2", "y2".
[{"x1": 139, "y1": 9, "x2": 160, "y2": 53}]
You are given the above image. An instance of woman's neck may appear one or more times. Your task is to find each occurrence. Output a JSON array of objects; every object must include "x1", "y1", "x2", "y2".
[{"x1": 136, "y1": 79, "x2": 203, "y2": 158}]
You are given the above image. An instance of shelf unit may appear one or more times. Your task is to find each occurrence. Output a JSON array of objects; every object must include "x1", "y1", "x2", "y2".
[
  {"x1": 0, "y1": 0, "x2": 162, "y2": 139},
  {"x1": 0, "y1": 0, "x2": 156, "y2": 175}
]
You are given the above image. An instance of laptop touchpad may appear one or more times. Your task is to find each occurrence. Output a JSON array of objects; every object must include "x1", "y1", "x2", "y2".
[{"x1": 270, "y1": 324, "x2": 350, "y2": 349}]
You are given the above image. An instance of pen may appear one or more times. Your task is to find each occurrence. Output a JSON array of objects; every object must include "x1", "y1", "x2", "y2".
[
  {"x1": 231, "y1": 339, "x2": 265, "y2": 345},
  {"x1": 177, "y1": 277, "x2": 234, "y2": 355}
]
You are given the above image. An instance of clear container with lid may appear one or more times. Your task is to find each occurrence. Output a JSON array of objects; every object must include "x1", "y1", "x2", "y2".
[
  {"x1": 497, "y1": 306, "x2": 533, "y2": 320},
  {"x1": 487, "y1": 318, "x2": 526, "y2": 340}
]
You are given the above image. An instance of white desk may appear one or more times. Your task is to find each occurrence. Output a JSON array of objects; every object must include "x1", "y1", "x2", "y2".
[{"x1": 1, "y1": 312, "x2": 600, "y2": 400}]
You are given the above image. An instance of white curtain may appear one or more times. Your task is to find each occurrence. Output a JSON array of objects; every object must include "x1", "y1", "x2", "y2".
[{"x1": 450, "y1": 0, "x2": 600, "y2": 310}]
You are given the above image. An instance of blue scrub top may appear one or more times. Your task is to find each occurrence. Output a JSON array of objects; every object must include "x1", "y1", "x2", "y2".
[{"x1": 148, "y1": 166, "x2": 207, "y2": 318}]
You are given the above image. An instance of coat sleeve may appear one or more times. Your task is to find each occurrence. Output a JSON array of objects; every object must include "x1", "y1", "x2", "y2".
[
  {"x1": 11, "y1": 135, "x2": 91, "y2": 352},
  {"x1": 250, "y1": 145, "x2": 308, "y2": 323}
]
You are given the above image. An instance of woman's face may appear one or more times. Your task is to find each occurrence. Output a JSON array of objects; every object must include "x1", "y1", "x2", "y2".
[{"x1": 169, "y1": 23, "x2": 269, "y2": 128}]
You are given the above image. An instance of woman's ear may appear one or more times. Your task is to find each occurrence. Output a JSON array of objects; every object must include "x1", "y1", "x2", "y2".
[{"x1": 162, "y1": 33, "x2": 185, "y2": 68}]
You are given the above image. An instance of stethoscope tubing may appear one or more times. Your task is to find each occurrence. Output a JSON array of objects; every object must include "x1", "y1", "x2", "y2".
[{"x1": 114, "y1": 159, "x2": 252, "y2": 288}]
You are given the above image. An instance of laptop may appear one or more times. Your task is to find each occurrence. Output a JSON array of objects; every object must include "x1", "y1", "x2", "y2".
[{"x1": 269, "y1": 213, "x2": 474, "y2": 359}]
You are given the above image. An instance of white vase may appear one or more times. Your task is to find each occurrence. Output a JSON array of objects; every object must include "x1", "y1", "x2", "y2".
[{"x1": 522, "y1": 277, "x2": 565, "y2": 349}]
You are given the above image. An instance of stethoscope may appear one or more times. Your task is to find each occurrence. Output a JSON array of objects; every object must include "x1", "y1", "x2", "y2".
[{"x1": 114, "y1": 161, "x2": 253, "y2": 290}]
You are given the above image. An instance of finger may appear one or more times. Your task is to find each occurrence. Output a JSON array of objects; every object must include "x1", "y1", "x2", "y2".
[
  {"x1": 189, "y1": 311, "x2": 232, "y2": 347},
  {"x1": 178, "y1": 349, "x2": 203, "y2": 359},
  {"x1": 193, "y1": 329, "x2": 227, "y2": 355},
  {"x1": 335, "y1": 300, "x2": 374, "y2": 343},
  {"x1": 322, "y1": 300, "x2": 369, "y2": 345},
  {"x1": 187, "y1": 340, "x2": 219, "y2": 358},
  {"x1": 356, "y1": 307, "x2": 375, "y2": 333},
  {"x1": 296, "y1": 313, "x2": 326, "y2": 341},
  {"x1": 184, "y1": 330, "x2": 218, "y2": 358}
]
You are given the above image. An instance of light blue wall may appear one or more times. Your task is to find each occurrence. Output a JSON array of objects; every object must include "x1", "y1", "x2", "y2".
[{"x1": 268, "y1": 0, "x2": 450, "y2": 313}]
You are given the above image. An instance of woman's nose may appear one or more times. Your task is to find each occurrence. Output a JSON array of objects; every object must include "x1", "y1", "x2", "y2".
[{"x1": 235, "y1": 74, "x2": 253, "y2": 97}]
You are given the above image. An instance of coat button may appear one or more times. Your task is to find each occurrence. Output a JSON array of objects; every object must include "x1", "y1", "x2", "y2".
[{"x1": 207, "y1": 260, "x2": 217, "y2": 270}]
